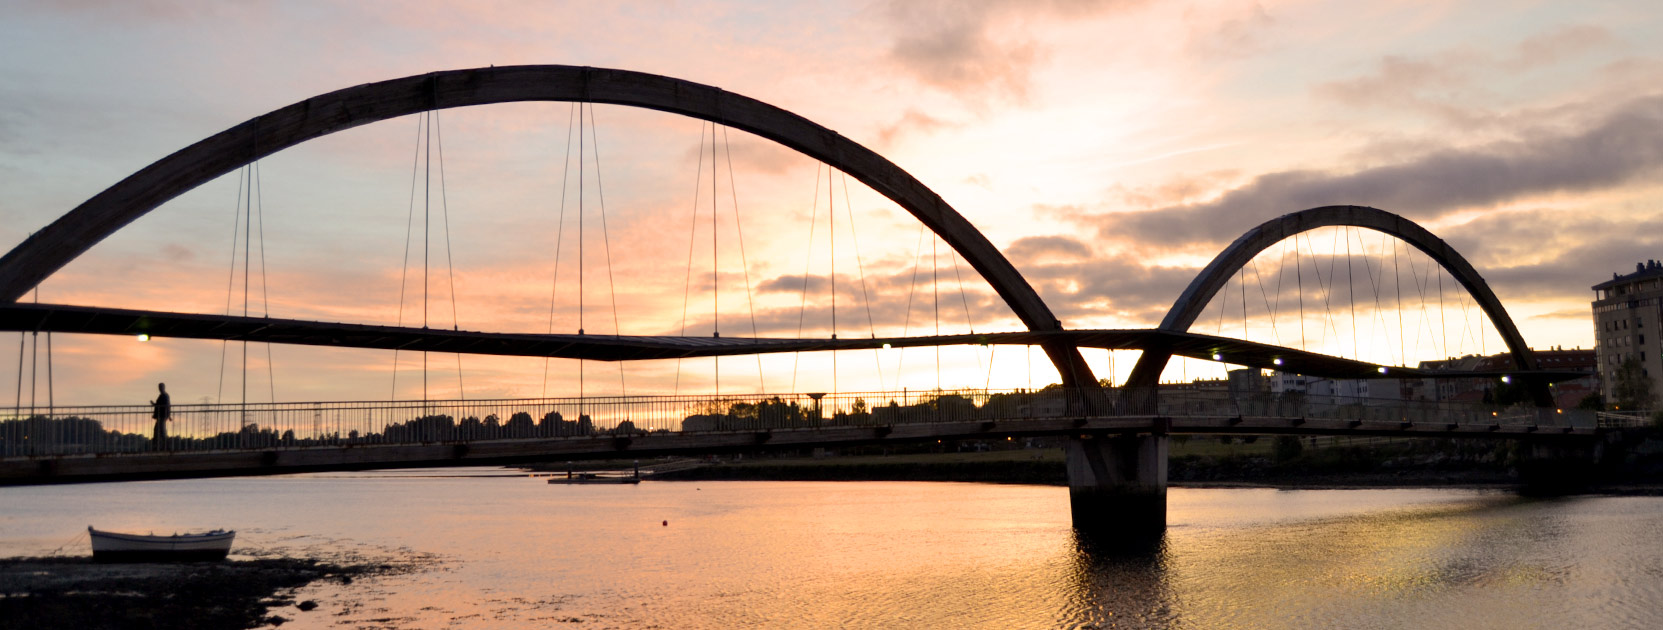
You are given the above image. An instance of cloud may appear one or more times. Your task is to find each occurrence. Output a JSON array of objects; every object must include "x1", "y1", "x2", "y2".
[
  {"x1": 1507, "y1": 24, "x2": 1614, "y2": 69},
  {"x1": 1015, "y1": 253, "x2": 1200, "y2": 324},
  {"x1": 1104, "y1": 170, "x2": 1241, "y2": 211},
  {"x1": 1091, "y1": 94, "x2": 1663, "y2": 248},
  {"x1": 1313, "y1": 55, "x2": 1467, "y2": 109},
  {"x1": 875, "y1": 108, "x2": 958, "y2": 147},
  {"x1": 1004, "y1": 235, "x2": 1092, "y2": 264},
  {"x1": 879, "y1": 0, "x2": 1140, "y2": 103},
  {"x1": 1312, "y1": 24, "x2": 1615, "y2": 126},
  {"x1": 1186, "y1": 2, "x2": 1275, "y2": 59},
  {"x1": 1441, "y1": 208, "x2": 1663, "y2": 303},
  {"x1": 757, "y1": 273, "x2": 827, "y2": 294}
]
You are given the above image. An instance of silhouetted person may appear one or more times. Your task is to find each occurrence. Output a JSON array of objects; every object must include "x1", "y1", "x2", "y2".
[{"x1": 151, "y1": 383, "x2": 171, "y2": 451}]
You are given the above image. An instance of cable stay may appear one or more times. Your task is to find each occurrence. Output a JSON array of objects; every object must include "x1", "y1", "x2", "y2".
[
  {"x1": 432, "y1": 108, "x2": 466, "y2": 400},
  {"x1": 719, "y1": 126, "x2": 768, "y2": 395},
  {"x1": 892, "y1": 224, "x2": 928, "y2": 391},
  {"x1": 835, "y1": 173, "x2": 885, "y2": 389},
  {"x1": 789, "y1": 163, "x2": 824, "y2": 394},
  {"x1": 386, "y1": 108, "x2": 467, "y2": 405},
  {"x1": 214, "y1": 159, "x2": 278, "y2": 431},
  {"x1": 672, "y1": 122, "x2": 708, "y2": 395},
  {"x1": 582, "y1": 103, "x2": 629, "y2": 397},
  {"x1": 544, "y1": 103, "x2": 578, "y2": 398}
]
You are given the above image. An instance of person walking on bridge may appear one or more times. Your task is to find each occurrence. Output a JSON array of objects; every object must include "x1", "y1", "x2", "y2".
[{"x1": 150, "y1": 382, "x2": 172, "y2": 451}]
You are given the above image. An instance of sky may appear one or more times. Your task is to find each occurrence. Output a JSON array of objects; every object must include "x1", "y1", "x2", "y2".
[{"x1": 2, "y1": 0, "x2": 1660, "y2": 406}]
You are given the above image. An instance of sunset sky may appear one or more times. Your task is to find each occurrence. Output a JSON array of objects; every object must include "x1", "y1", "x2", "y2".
[{"x1": 3, "y1": 0, "x2": 1661, "y2": 406}]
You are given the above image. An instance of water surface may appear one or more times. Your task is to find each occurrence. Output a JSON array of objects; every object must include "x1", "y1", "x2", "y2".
[{"x1": 3, "y1": 471, "x2": 1660, "y2": 629}]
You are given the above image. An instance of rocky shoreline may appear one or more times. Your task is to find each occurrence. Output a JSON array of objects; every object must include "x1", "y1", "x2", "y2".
[{"x1": 0, "y1": 555, "x2": 402, "y2": 629}]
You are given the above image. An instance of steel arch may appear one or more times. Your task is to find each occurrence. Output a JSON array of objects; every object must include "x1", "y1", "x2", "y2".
[
  {"x1": 1123, "y1": 205, "x2": 1548, "y2": 405},
  {"x1": 0, "y1": 65, "x2": 1096, "y2": 387}
]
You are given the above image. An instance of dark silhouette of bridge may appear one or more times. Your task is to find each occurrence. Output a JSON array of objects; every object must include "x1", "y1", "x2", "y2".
[{"x1": 0, "y1": 66, "x2": 1606, "y2": 534}]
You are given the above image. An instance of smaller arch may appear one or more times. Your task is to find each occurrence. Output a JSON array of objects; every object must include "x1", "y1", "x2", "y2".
[{"x1": 1124, "y1": 205, "x2": 1548, "y2": 406}]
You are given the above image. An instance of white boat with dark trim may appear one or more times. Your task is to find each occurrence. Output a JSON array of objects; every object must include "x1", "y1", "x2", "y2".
[{"x1": 88, "y1": 526, "x2": 235, "y2": 562}]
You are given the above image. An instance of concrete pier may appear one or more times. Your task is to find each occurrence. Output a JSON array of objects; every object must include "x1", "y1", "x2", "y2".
[{"x1": 1066, "y1": 433, "x2": 1169, "y2": 537}]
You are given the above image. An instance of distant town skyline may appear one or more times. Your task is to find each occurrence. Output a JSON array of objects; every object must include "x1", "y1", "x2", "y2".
[{"x1": 4, "y1": 0, "x2": 1661, "y2": 405}]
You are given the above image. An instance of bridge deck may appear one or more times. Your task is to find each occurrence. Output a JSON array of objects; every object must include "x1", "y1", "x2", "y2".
[
  {"x1": 0, "y1": 303, "x2": 1592, "y2": 382},
  {"x1": 1, "y1": 389, "x2": 1606, "y2": 485}
]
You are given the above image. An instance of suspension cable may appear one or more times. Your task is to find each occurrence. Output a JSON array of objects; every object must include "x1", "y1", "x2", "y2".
[
  {"x1": 1346, "y1": 227, "x2": 1357, "y2": 360},
  {"x1": 932, "y1": 235, "x2": 940, "y2": 391},
  {"x1": 894, "y1": 224, "x2": 927, "y2": 390},
  {"x1": 673, "y1": 123, "x2": 707, "y2": 394},
  {"x1": 1249, "y1": 257, "x2": 1281, "y2": 346},
  {"x1": 1295, "y1": 233, "x2": 1305, "y2": 351},
  {"x1": 544, "y1": 103, "x2": 577, "y2": 397},
  {"x1": 584, "y1": 104, "x2": 628, "y2": 396},
  {"x1": 720, "y1": 126, "x2": 768, "y2": 393},
  {"x1": 828, "y1": 166, "x2": 836, "y2": 394},
  {"x1": 218, "y1": 165, "x2": 247, "y2": 406},
  {"x1": 1392, "y1": 236, "x2": 1405, "y2": 366},
  {"x1": 254, "y1": 161, "x2": 276, "y2": 404},
  {"x1": 433, "y1": 107, "x2": 465, "y2": 399},
  {"x1": 711, "y1": 115, "x2": 720, "y2": 396},
  {"x1": 946, "y1": 248, "x2": 983, "y2": 377},
  {"x1": 836, "y1": 174, "x2": 883, "y2": 387},
  {"x1": 790, "y1": 163, "x2": 823, "y2": 394},
  {"x1": 243, "y1": 144, "x2": 253, "y2": 413},
  {"x1": 578, "y1": 102, "x2": 586, "y2": 399},
  {"x1": 423, "y1": 105, "x2": 432, "y2": 404},
  {"x1": 1438, "y1": 265, "x2": 1448, "y2": 359},
  {"x1": 390, "y1": 114, "x2": 424, "y2": 400}
]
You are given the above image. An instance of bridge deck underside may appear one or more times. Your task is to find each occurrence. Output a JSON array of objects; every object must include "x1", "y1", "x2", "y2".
[
  {"x1": 2, "y1": 415, "x2": 1595, "y2": 485},
  {"x1": 0, "y1": 303, "x2": 1588, "y2": 382}
]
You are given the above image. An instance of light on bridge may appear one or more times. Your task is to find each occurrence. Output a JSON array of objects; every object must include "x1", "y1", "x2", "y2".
[
  {"x1": 137, "y1": 334, "x2": 150, "y2": 342},
  {"x1": 1501, "y1": 375, "x2": 1512, "y2": 384},
  {"x1": 882, "y1": 343, "x2": 891, "y2": 350},
  {"x1": 1377, "y1": 367, "x2": 1389, "y2": 374},
  {"x1": 1273, "y1": 358, "x2": 1284, "y2": 366},
  {"x1": 1211, "y1": 353, "x2": 1223, "y2": 361}
]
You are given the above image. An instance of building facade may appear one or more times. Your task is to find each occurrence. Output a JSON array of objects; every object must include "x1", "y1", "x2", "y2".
[{"x1": 1592, "y1": 260, "x2": 1663, "y2": 402}]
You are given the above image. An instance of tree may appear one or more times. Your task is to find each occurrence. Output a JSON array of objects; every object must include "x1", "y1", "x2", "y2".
[{"x1": 1612, "y1": 357, "x2": 1656, "y2": 411}]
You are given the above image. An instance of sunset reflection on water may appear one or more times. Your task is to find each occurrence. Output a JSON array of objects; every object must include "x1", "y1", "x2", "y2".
[{"x1": 4, "y1": 475, "x2": 1661, "y2": 628}]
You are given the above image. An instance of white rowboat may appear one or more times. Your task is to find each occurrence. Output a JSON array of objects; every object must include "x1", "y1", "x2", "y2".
[{"x1": 88, "y1": 526, "x2": 235, "y2": 562}]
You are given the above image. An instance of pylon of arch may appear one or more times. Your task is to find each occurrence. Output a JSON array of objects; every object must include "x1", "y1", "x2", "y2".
[
  {"x1": 1122, "y1": 205, "x2": 1549, "y2": 406},
  {"x1": 0, "y1": 65, "x2": 1095, "y2": 387}
]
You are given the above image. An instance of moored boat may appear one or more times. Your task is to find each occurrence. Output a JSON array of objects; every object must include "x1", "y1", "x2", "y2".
[
  {"x1": 88, "y1": 526, "x2": 235, "y2": 562},
  {"x1": 548, "y1": 472, "x2": 641, "y2": 485}
]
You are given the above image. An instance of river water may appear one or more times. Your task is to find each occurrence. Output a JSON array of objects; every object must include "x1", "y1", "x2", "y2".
[{"x1": 3, "y1": 470, "x2": 1662, "y2": 629}]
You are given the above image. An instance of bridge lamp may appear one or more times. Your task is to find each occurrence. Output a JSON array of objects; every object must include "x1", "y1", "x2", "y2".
[
  {"x1": 1377, "y1": 367, "x2": 1389, "y2": 374},
  {"x1": 882, "y1": 343, "x2": 892, "y2": 350},
  {"x1": 1500, "y1": 375, "x2": 1512, "y2": 384},
  {"x1": 137, "y1": 334, "x2": 150, "y2": 342},
  {"x1": 1273, "y1": 358, "x2": 1284, "y2": 366},
  {"x1": 1211, "y1": 353, "x2": 1222, "y2": 361}
]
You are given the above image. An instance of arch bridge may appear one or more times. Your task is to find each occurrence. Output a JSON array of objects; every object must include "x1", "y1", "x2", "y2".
[{"x1": 0, "y1": 66, "x2": 1600, "y2": 532}]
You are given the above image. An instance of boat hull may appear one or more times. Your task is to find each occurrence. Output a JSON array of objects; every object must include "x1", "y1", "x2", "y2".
[{"x1": 89, "y1": 527, "x2": 235, "y2": 562}]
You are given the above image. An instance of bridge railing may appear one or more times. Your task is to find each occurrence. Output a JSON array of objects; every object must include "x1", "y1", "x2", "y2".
[
  {"x1": 0, "y1": 387, "x2": 1595, "y2": 459},
  {"x1": 1160, "y1": 389, "x2": 1596, "y2": 429},
  {"x1": 0, "y1": 389, "x2": 1067, "y2": 458}
]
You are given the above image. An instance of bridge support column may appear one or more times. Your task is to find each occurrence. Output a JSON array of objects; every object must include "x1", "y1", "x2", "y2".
[{"x1": 1066, "y1": 433, "x2": 1168, "y2": 537}]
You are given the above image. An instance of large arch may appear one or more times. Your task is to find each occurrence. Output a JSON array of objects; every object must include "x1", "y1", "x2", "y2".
[
  {"x1": 0, "y1": 65, "x2": 1096, "y2": 387},
  {"x1": 1123, "y1": 205, "x2": 1549, "y2": 406}
]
